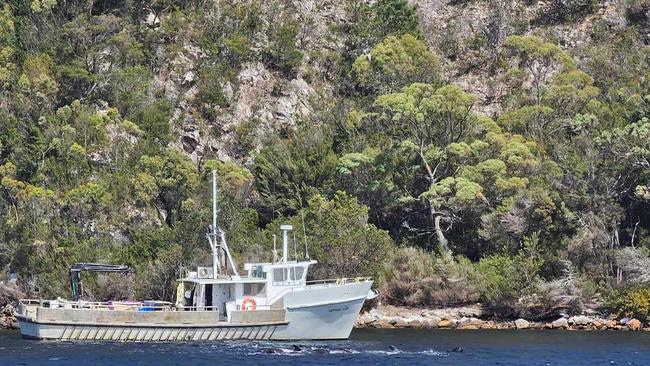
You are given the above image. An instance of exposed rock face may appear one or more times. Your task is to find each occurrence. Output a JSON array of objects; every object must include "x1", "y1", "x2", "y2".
[
  {"x1": 515, "y1": 318, "x2": 530, "y2": 329},
  {"x1": 138, "y1": 0, "x2": 639, "y2": 166},
  {"x1": 410, "y1": 0, "x2": 630, "y2": 117}
]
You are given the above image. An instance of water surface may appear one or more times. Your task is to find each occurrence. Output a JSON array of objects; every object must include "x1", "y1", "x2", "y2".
[{"x1": 1, "y1": 328, "x2": 649, "y2": 365}]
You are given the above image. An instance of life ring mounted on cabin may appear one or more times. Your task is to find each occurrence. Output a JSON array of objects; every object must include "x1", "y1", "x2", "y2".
[{"x1": 241, "y1": 297, "x2": 257, "y2": 311}]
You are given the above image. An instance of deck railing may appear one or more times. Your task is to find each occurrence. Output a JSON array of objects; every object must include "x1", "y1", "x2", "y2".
[
  {"x1": 305, "y1": 277, "x2": 372, "y2": 286},
  {"x1": 18, "y1": 299, "x2": 224, "y2": 313},
  {"x1": 265, "y1": 277, "x2": 372, "y2": 305},
  {"x1": 18, "y1": 277, "x2": 372, "y2": 314}
]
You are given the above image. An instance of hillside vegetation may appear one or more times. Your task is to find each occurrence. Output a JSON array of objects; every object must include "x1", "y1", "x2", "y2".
[{"x1": 0, "y1": 0, "x2": 649, "y2": 319}]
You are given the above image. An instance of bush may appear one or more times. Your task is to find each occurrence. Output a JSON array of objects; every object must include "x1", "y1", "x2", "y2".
[
  {"x1": 514, "y1": 274, "x2": 596, "y2": 320},
  {"x1": 86, "y1": 273, "x2": 135, "y2": 302},
  {"x1": 380, "y1": 247, "x2": 481, "y2": 307},
  {"x1": 263, "y1": 18, "x2": 303, "y2": 78},
  {"x1": 345, "y1": 0, "x2": 421, "y2": 61},
  {"x1": 615, "y1": 286, "x2": 650, "y2": 321},
  {"x1": 477, "y1": 252, "x2": 542, "y2": 317},
  {"x1": 533, "y1": 0, "x2": 597, "y2": 25},
  {"x1": 351, "y1": 34, "x2": 440, "y2": 94},
  {"x1": 614, "y1": 247, "x2": 650, "y2": 283}
]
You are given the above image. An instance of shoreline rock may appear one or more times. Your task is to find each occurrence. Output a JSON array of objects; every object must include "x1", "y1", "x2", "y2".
[
  {"x1": 355, "y1": 304, "x2": 650, "y2": 332},
  {"x1": 0, "y1": 304, "x2": 18, "y2": 330}
]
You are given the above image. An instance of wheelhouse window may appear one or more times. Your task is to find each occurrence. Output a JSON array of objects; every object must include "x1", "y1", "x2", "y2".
[
  {"x1": 290, "y1": 266, "x2": 304, "y2": 281},
  {"x1": 244, "y1": 283, "x2": 266, "y2": 296},
  {"x1": 272, "y1": 268, "x2": 286, "y2": 284},
  {"x1": 249, "y1": 265, "x2": 266, "y2": 279},
  {"x1": 272, "y1": 266, "x2": 307, "y2": 285}
]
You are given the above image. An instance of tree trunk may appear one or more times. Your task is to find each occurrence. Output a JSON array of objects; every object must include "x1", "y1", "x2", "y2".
[{"x1": 432, "y1": 209, "x2": 450, "y2": 255}]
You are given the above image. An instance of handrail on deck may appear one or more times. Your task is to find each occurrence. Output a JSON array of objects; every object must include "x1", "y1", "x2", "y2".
[
  {"x1": 306, "y1": 277, "x2": 372, "y2": 285},
  {"x1": 265, "y1": 277, "x2": 372, "y2": 305},
  {"x1": 18, "y1": 299, "x2": 225, "y2": 312}
]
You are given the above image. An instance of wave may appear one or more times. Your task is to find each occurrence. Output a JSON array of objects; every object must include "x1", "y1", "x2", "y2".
[{"x1": 224, "y1": 342, "x2": 451, "y2": 357}]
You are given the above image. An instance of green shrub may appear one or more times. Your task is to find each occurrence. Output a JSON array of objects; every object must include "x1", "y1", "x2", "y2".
[
  {"x1": 351, "y1": 33, "x2": 441, "y2": 93},
  {"x1": 615, "y1": 286, "x2": 650, "y2": 321},
  {"x1": 373, "y1": 0, "x2": 420, "y2": 38},
  {"x1": 477, "y1": 253, "x2": 542, "y2": 316},
  {"x1": 344, "y1": 0, "x2": 421, "y2": 61},
  {"x1": 263, "y1": 18, "x2": 303, "y2": 78},
  {"x1": 195, "y1": 63, "x2": 230, "y2": 120},
  {"x1": 380, "y1": 247, "x2": 482, "y2": 307}
]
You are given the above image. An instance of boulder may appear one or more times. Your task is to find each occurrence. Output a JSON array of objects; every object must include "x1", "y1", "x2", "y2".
[
  {"x1": 458, "y1": 317, "x2": 484, "y2": 327},
  {"x1": 393, "y1": 318, "x2": 408, "y2": 328},
  {"x1": 407, "y1": 318, "x2": 423, "y2": 328},
  {"x1": 376, "y1": 320, "x2": 393, "y2": 329},
  {"x1": 628, "y1": 319, "x2": 642, "y2": 331},
  {"x1": 438, "y1": 319, "x2": 455, "y2": 328},
  {"x1": 480, "y1": 321, "x2": 497, "y2": 330},
  {"x1": 515, "y1": 318, "x2": 530, "y2": 329},
  {"x1": 2, "y1": 304, "x2": 15, "y2": 316},
  {"x1": 468, "y1": 317, "x2": 485, "y2": 326},
  {"x1": 551, "y1": 317, "x2": 569, "y2": 329},
  {"x1": 423, "y1": 318, "x2": 439, "y2": 329},
  {"x1": 592, "y1": 320, "x2": 603, "y2": 330},
  {"x1": 568, "y1": 315, "x2": 591, "y2": 326},
  {"x1": 426, "y1": 315, "x2": 441, "y2": 325}
]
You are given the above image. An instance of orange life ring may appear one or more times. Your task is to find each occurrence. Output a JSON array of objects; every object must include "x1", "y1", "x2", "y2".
[{"x1": 242, "y1": 297, "x2": 256, "y2": 311}]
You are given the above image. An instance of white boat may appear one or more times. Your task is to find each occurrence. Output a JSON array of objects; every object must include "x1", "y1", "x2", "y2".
[{"x1": 16, "y1": 171, "x2": 377, "y2": 341}]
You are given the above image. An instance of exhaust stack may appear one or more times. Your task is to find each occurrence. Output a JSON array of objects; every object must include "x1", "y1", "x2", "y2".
[{"x1": 280, "y1": 225, "x2": 293, "y2": 263}]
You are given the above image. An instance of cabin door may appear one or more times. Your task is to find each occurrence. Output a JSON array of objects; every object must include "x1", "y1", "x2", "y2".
[{"x1": 205, "y1": 284, "x2": 213, "y2": 310}]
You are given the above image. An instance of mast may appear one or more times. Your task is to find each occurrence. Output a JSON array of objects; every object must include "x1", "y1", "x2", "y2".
[
  {"x1": 208, "y1": 170, "x2": 239, "y2": 278},
  {"x1": 211, "y1": 170, "x2": 219, "y2": 278}
]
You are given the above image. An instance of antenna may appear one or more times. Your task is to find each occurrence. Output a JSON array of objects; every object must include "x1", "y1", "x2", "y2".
[
  {"x1": 302, "y1": 211, "x2": 309, "y2": 259},
  {"x1": 293, "y1": 231, "x2": 297, "y2": 262},
  {"x1": 272, "y1": 234, "x2": 278, "y2": 262}
]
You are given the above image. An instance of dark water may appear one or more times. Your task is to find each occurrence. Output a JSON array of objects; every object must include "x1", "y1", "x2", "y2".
[{"x1": 1, "y1": 328, "x2": 649, "y2": 365}]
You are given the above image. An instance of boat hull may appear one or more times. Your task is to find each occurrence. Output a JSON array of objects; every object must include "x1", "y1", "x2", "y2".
[
  {"x1": 272, "y1": 281, "x2": 372, "y2": 340},
  {"x1": 17, "y1": 281, "x2": 373, "y2": 341},
  {"x1": 18, "y1": 318, "x2": 284, "y2": 341}
]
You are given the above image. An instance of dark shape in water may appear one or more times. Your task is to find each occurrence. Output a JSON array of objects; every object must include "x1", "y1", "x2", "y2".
[
  {"x1": 449, "y1": 346, "x2": 463, "y2": 353},
  {"x1": 262, "y1": 347, "x2": 283, "y2": 354}
]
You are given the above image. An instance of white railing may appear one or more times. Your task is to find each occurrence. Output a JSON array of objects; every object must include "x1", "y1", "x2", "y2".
[
  {"x1": 306, "y1": 277, "x2": 372, "y2": 286},
  {"x1": 265, "y1": 277, "x2": 372, "y2": 306},
  {"x1": 19, "y1": 299, "x2": 223, "y2": 313}
]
